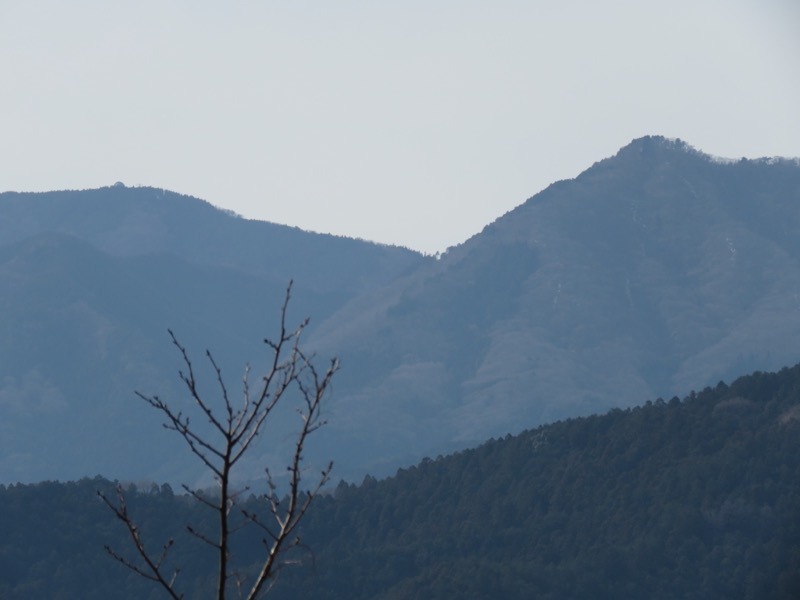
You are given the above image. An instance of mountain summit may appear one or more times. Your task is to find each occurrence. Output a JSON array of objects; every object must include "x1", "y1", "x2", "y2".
[
  {"x1": 1, "y1": 137, "x2": 799, "y2": 483},
  {"x1": 0, "y1": 186, "x2": 427, "y2": 484},
  {"x1": 307, "y1": 136, "x2": 800, "y2": 474}
]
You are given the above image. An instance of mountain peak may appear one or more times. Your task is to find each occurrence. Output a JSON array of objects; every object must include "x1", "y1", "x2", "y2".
[
  {"x1": 614, "y1": 135, "x2": 702, "y2": 161},
  {"x1": 564, "y1": 135, "x2": 721, "y2": 185}
]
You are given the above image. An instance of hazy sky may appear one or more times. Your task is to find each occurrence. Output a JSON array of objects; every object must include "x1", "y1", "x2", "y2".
[{"x1": 2, "y1": 1, "x2": 798, "y2": 254}]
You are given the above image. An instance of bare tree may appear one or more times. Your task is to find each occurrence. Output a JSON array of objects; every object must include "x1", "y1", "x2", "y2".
[{"x1": 99, "y1": 282, "x2": 338, "y2": 599}]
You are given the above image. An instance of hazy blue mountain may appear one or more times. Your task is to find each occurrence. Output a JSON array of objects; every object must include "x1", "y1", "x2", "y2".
[
  {"x1": 0, "y1": 185, "x2": 427, "y2": 299},
  {"x1": 308, "y1": 136, "x2": 800, "y2": 476},
  {"x1": 2, "y1": 137, "x2": 799, "y2": 485},
  {"x1": 0, "y1": 186, "x2": 427, "y2": 484}
]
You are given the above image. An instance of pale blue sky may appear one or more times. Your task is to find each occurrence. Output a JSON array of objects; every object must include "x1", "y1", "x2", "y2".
[{"x1": 2, "y1": 1, "x2": 798, "y2": 254}]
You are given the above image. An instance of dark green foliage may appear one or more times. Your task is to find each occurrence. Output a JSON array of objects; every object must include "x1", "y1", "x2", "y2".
[
  {"x1": 2, "y1": 364, "x2": 800, "y2": 598},
  {"x1": 0, "y1": 478, "x2": 186, "y2": 599},
  {"x1": 273, "y1": 363, "x2": 800, "y2": 599},
  {"x1": 0, "y1": 479, "x2": 311, "y2": 599}
]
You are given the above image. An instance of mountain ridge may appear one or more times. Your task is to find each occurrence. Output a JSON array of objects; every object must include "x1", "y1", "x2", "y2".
[
  {"x1": 306, "y1": 135, "x2": 800, "y2": 475},
  {"x1": 1, "y1": 135, "x2": 799, "y2": 483},
  {"x1": 0, "y1": 187, "x2": 428, "y2": 483}
]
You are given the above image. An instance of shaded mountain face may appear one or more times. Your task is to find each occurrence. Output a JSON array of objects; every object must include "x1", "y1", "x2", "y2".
[
  {"x1": 0, "y1": 187, "x2": 427, "y2": 484},
  {"x1": 1, "y1": 137, "x2": 799, "y2": 485},
  {"x1": 307, "y1": 136, "x2": 800, "y2": 476}
]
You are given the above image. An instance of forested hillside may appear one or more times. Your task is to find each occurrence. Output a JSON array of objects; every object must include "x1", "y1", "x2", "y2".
[{"x1": 2, "y1": 363, "x2": 799, "y2": 599}]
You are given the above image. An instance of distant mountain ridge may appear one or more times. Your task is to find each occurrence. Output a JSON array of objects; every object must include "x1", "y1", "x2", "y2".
[
  {"x1": 0, "y1": 185, "x2": 427, "y2": 294},
  {"x1": 0, "y1": 186, "x2": 427, "y2": 484},
  {"x1": 1, "y1": 136, "x2": 799, "y2": 484},
  {"x1": 307, "y1": 136, "x2": 800, "y2": 474}
]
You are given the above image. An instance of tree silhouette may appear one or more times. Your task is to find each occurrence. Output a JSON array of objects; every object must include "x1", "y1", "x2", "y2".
[{"x1": 99, "y1": 282, "x2": 338, "y2": 599}]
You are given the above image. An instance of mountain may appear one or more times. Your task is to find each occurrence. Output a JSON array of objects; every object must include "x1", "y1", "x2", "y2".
[
  {"x1": 0, "y1": 185, "x2": 426, "y2": 298},
  {"x1": 1, "y1": 136, "x2": 799, "y2": 485},
  {"x1": 307, "y1": 136, "x2": 800, "y2": 475},
  {"x1": 2, "y1": 363, "x2": 799, "y2": 599},
  {"x1": 0, "y1": 186, "x2": 427, "y2": 484}
]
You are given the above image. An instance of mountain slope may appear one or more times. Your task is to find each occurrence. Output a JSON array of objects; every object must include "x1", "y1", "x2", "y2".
[
  {"x1": 308, "y1": 136, "x2": 800, "y2": 475},
  {"x1": 2, "y1": 137, "x2": 799, "y2": 484},
  {"x1": 0, "y1": 232, "x2": 302, "y2": 483},
  {"x1": 0, "y1": 187, "x2": 427, "y2": 484}
]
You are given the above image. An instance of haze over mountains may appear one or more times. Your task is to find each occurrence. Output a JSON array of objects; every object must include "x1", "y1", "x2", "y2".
[
  {"x1": 1, "y1": 136, "x2": 799, "y2": 484},
  {"x1": 0, "y1": 187, "x2": 426, "y2": 483}
]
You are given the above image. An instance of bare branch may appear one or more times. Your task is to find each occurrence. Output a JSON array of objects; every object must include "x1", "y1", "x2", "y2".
[
  {"x1": 169, "y1": 330, "x2": 229, "y2": 438},
  {"x1": 135, "y1": 392, "x2": 226, "y2": 479},
  {"x1": 98, "y1": 486, "x2": 183, "y2": 600},
  {"x1": 102, "y1": 281, "x2": 337, "y2": 600},
  {"x1": 187, "y1": 525, "x2": 221, "y2": 550},
  {"x1": 181, "y1": 484, "x2": 219, "y2": 511}
]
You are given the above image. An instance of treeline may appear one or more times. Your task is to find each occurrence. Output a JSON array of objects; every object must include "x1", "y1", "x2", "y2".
[{"x1": 2, "y1": 365, "x2": 800, "y2": 599}]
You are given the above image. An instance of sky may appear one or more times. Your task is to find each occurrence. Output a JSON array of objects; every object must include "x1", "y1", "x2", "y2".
[{"x1": 2, "y1": 1, "x2": 798, "y2": 255}]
